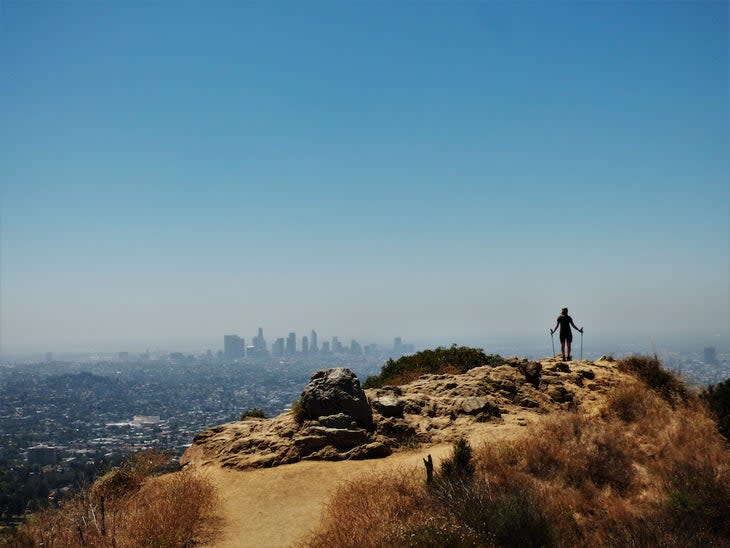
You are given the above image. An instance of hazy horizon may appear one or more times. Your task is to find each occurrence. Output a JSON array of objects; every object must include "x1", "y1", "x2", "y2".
[
  {"x1": 2, "y1": 3, "x2": 728, "y2": 357},
  {"x1": 3, "y1": 326, "x2": 727, "y2": 360}
]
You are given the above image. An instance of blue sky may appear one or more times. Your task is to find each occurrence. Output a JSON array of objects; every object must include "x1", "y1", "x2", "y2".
[{"x1": 1, "y1": 2, "x2": 728, "y2": 354}]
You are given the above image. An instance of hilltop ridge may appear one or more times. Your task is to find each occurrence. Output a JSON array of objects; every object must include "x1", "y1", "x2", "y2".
[{"x1": 181, "y1": 355, "x2": 623, "y2": 471}]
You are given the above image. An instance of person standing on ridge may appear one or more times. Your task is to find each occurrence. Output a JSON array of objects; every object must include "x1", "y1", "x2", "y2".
[{"x1": 551, "y1": 307, "x2": 583, "y2": 361}]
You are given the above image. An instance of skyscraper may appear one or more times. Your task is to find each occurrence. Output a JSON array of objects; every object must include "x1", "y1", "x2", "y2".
[
  {"x1": 272, "y1": 338, "x2": 285, "y2": 357},
  {"x1": 310, "y1": 330, "x2": 318, "y2": 353},
  {"x1": 223, "y1": 335, "x2": 245, "y2": 359},
  {"x1": 302, "y1": 335, "x2": 309, "y2": 355},
  {"x1": 704, "y1": 347, "x2": 718, "y2": 365},
  {"x1": 254, "y1": 327, "x2": 267, "y2": 352},
  {"x1": 350, "y1": 339, "x2": 362, "y2": 355},
  {"x1": 286, "y1": 332, "x2": 296, "y2": 355},
  {"x1": 393, "y1": 337, "x2": 403, "y2": 354}
]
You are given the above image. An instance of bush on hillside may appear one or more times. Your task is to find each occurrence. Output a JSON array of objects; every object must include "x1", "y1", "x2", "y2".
[
  {"x1": 240, "y1": 407, "x2": 267, "y2": 420},
  {"x1": 699, "y1": 378, "x2": 730, "y2": 440},
  {"x1": 436, "y1": 438, "x2": 475, "y2": 482},
  {"x1": 92, "y1": 449, "x2": 169, "y2": 500},
  {"x1": 617, "y1": 354, "x2": 688, "y2": 403},
  {"x1": 363, "y1": 345, "x2": 504, "y2": 388}
]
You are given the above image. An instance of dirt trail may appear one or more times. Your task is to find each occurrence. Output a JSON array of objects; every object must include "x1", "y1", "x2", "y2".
[{"x1": 202, "y1": 417, "x2": 528, "y2": 548}]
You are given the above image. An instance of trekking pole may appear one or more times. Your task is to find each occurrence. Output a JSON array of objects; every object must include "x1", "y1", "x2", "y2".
[
  {"x1": 550, "y1": 329, "x2": 555, "y2": 358},
  {"x1": 580, "y1": 330, "x2": 584, "y2": 361}
]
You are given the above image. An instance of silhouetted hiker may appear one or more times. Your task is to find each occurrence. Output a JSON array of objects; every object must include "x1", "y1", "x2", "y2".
[{"x1": 551, "y1": 307, "x2": 583, "y2": 361}]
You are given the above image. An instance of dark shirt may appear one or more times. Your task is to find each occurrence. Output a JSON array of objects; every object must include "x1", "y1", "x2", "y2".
[{"x1": 556, "y1": 314, "x2": 573, "y2": 336}]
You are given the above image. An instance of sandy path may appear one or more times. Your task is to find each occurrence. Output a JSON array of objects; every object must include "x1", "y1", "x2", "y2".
[{"x1": 202, "y1": 417, "x2": 529, "y2": 548}]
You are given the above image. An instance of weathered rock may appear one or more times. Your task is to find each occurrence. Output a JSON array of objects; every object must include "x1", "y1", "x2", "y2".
[
  {"x1": 299, "y1": 368, "x2": 373, "y2": 428},
  {"x1": 318, "y1": 413, "x2": 356, "y2": 429},
  {"x1": 547, "y1": 386, "x2": 574, "y2": 404},
  {"x1": 487, "y1": 366, "x2": 518, "y2": 397},
  {"x1": 517, "y1": 361, "x2": 542, "y2": 387},
  {"x1": 376, "y1": 417, "x2": 417, "y2": 440},
  {"x1": 373, "y1": 395, "x2": 404, "y2": 418},
  {"x1": 550, "y1": 362, "x2": 571, "y2": 373},
  {"x1": 578, "y1": 369, "x2": 596, "y2": 380},
  {"x1": 460, "y1": 396, "x2": 501, "y2": 417},
  {"x1": 302, "y1": 426, "x2": 370, "y2": 451},
  {"x1": 345, "y1": 442, "x2": 392, "y2": 460}
]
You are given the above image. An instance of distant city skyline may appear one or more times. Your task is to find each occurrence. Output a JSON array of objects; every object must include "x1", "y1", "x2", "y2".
[{"x1": 1, "y1": 3, "x2": 727, "y2": 355}]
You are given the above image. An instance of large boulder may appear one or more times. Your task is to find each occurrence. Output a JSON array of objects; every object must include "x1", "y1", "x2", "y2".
[{"x1": 299, "y1": 368, "x2": 373, "y2": 429}]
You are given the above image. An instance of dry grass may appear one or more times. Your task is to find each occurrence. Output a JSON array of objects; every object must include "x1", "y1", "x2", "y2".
[
  {"x1": 617, "y1": 354, "x2": 688, "y2": 404},
  {"x1": 304, "y1": 359, "x2": 730, "y2": 548},
  {"x1": 117, "y1": 469, "x2": 222, "y2": 547},
  {"x1": 302, "y1": 468, "x2": 433, "y2": 548},
  {"x1": 2, "y1": 452, "x2": 221, "y2": 548},
  {"x1": 517, "y1": 413, "x2": 637, "y2": 494}
]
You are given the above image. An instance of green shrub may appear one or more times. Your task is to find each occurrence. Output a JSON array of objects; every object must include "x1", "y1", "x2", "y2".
[
  {"x1": 664, "y1": 459, "x2": 730, "y2": 538},
  {"x1": 428, "y1": 476, "x2": 555, "y2": 548},
  {"x1": 699, "y1": 378, "x2": 730, "y2": 440},
  {"x1": 399, "y1": 436, "x2": 421, "y2": 450},
  {"x1": 482, "y1": 483, "x2": 555, "y2": 548},
  {"x1": 617, "y1": 354, "x2": 688, "y2": 404},
  {"x1": 437, "y1": 438, "x2": 475, "y2": 482},
  {"x1": 364, "y1": 345, "x2": 504, "y2": 388},
  {"x1": 240, "y1": 407, "x2": 267, "y2": 420}
]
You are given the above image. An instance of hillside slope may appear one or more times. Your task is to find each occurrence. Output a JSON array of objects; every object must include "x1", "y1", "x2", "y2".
[{"x1": 186, "y1": 356, "x2": 627, "y2": 547}]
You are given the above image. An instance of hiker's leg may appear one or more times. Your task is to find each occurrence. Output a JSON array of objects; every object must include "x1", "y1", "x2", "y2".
[
  {"x1": 560, "y1": 340, "x2": 566, "y2": 358},
  {"x1": 567, "y1": 341, "x2": 572, "y2": 359}
]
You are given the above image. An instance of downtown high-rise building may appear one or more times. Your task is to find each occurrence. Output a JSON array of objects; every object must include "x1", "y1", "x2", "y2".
[
  {"x1": 272, "y1": 338, "x2": 285, "y2": 357},
  {"x1": 704, "y1": 347, "x2": 718, "y2": 365},
  {"x1": 302, "y1": 335, "x2": 309, "y2": 355},
  {"x1": 393, "y1": 337, "x2": 403, "y2": 353},
  {"x1": 310, "y1": 330, "x2": 318, "y2": 353},
  {"x1": 286, "y1": 332, "x2": 296, "y2": 355},
  {"x1": 223, "y1": 335, "x2": 245, "y2": 359},
  {"x1": 350, "y1": 339, "x2": 362, "y2": 355}
]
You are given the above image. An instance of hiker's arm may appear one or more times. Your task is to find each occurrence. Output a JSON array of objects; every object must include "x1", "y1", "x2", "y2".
[
  {"x1": 571, "y1": 319, "x2": 583, "y2": 333},
  {"x1": 550, "y1": 321, "x2": 559, "y2": 334}
]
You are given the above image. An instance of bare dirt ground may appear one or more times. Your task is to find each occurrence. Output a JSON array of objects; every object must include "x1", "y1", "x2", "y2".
[{"x1": 201, "y1": 414, "x2": 531, "y2": 548}]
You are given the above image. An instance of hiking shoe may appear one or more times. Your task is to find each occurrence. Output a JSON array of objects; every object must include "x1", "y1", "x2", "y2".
[{"x1": 567, "y1": 355, "x2": 572, "y2": 361}]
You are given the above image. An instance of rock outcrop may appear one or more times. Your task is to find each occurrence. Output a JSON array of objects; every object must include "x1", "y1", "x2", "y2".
[
  {"x1": 181, "y1": 368, "x2": 387, "y2": 469},
  {"x1": 181, "y1": 357, "x2": 623, "y2": 470},
  {"x1": 299, "y1": 368, "x2": 373, "y2": 428}
]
